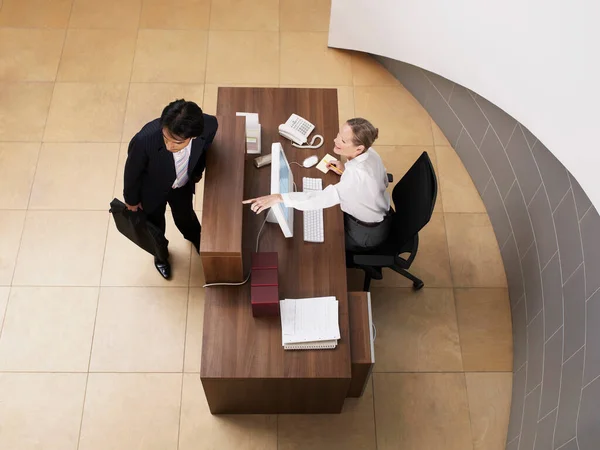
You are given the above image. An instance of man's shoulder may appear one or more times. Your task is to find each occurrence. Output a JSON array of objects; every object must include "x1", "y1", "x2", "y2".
[{"x1": 130, "y1": 118, "x2": 161, "y2": 144}]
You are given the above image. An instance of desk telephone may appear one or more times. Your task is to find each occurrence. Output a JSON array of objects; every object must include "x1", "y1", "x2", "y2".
[{"x1": 278, "y1": 114, "x2": 324, "y2": 149}]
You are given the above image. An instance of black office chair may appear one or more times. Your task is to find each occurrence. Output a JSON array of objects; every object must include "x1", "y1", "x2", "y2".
[{"x1": 347, "y1": 151, "x2": 438, "y2": 291}]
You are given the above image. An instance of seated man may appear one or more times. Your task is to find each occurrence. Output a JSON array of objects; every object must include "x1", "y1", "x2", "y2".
[{"x1": 123, "y1": 99, "x2": 218, "y2": 279}]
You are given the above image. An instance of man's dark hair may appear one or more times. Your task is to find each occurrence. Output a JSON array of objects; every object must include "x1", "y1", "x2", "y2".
[{"x1": 160, "y1": 99, "x2": 204, "y2": 139}]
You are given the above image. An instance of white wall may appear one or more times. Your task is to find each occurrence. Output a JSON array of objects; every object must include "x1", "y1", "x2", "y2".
[{"x1": 328, "y1": 0, "x2": 600, "y2": 210}]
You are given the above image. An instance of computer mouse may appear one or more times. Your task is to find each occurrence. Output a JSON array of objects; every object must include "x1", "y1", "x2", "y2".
[{"x1": 302, "y1": 155, "x2": 319, "y2": 168}]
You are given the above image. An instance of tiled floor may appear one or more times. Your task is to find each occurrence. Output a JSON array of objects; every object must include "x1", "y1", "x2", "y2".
[{"x1": 0, "y1": 1, "x2": 513, "y2": 449}]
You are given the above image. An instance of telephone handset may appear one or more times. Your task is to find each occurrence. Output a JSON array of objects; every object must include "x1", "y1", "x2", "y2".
[{"x1": 278, "y1": 114, "x2": 324, "y2": 149}]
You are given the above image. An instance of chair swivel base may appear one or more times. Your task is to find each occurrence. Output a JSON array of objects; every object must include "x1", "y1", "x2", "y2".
[{"x1": 361, "y1": 266, "x2": 424, "y2": 292}]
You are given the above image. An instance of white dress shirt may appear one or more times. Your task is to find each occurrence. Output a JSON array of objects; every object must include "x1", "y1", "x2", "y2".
[
  {"x1": 171, "y1": 139, "x2": 193, "y2": 188},
  {"x1": 281, "y1": 148, "x2": 391, "y2": 223}
]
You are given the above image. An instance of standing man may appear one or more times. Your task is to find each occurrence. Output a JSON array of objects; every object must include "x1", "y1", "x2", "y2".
[{"x1": 123, "y1": 99, "x2": 218, "y2": 279}]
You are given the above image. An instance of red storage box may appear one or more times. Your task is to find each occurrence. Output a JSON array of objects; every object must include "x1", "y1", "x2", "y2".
[
  {"x1": 250, "y1": 285, "x2": 279, "y2": 317},
  {"x1": 251, "y1": 252, "x2": 279, "y2": 317},
  {"x1": 252, "y1": 268, "x2": 278, "y2": 286},
  {"x1": 251, "y1": 252, "x2": 278, "y2": 270}
]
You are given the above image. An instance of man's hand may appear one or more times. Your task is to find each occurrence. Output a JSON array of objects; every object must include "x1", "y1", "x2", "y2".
[
  {"x1": 326, "y1": 159, "x2": 344, "y2": 175},
  {"x1": 243, "y1": 194, "x2": 283, "y2": 214},
  {"x1": 125, "y1": 202, "x2": 142, "y2": 212}
]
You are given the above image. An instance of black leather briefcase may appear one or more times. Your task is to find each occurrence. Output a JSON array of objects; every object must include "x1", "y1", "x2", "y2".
[{"x1": 109, "y1": 198, "x2": 169, "y2": 262}]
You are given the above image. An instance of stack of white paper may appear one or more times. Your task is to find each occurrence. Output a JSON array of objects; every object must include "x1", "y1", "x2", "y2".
[
  {"x1": 236, "y1": 112, "x2": 262, "y2": 154},
  {"x1": 279, "y1": 297, "x2": 340, "y2": 350}
]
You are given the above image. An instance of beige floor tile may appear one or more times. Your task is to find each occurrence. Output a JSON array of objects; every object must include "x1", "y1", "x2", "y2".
[
  {"x1": 376, "y1": 145, "x2": 442, "y2": 212},
  {"x1": 0, "y1": 143, "x2": 40, "y2": 209},
  {"x1": 69, "y1": 0, "x2": 141, "y2": 29},
  {"x1": 278, "y1": 381, "x2": 376, "y2": 450},
  {"x1": 13, "y1": 211, "x2": 108, "y2": 286},
  {"x1": 123, "y1": 83, "x2": 205, "y2": 141},
  {"x1": 112, "y1": 143, "x2": 129, "y2": 199},
  {"x1": 465, "y1": 372, "x2": 512, "y2": 450},
  {"x1": 140, "y1": 0, "x2": 210, "y2": 29},
  {"x1": 179, "y1": 374, "x2": 277, "y2": 450},
  {"x1": 279, "y1": 85, "x2": 355, "y2": 127},
  {"x1": 370, "y1": 287, "x2": 463, "y2": 372},
  {"x1": 189, "y1": 252, "x2": 206, "y2": 287},
  {"x1": 57, "y1": 29, "x2": 137, "y2": 82},
  {"x1": 354, "y1": 86, "x2": 433, "y2": 145},
  {"x1": 0, "y1": 29, "x2": 65, "y2": 81},
  {"x1": 44, "y1": 83, "x2": 128, "y2": 142},
  {"x1": 90, "y1": 287, "x2": 187, "y2": 372},
  {"x1": 432, "y1": 118, "x2": 451, "y2": 146},
  {"x1": 280, "y1": 32, "x2": 352, "y2": 86},
  {"x1": 351, "y1": 52, "x2": 400, "y2": 87},
  {"x1": 209, "y1": 0, "x2": 279, "y2": 31},
  {"x1": 131, "y1": 30, "x2": 208, "y2": 83},
  {"x1": 0, "y1": 373, "x2": 87, "y2": 450},
  {"x1": 436, "y1": 145, "x2": 486, "y2": 213},
  {"x1": 336, "y1": 85, "x2": 355, "y2": 124},
  {"x1": 0, "y1": 212, "x2": 25, "y2": 285},
  {"x1": 184, "y1": 288, "x2": 204, "y2": 372},
  {"x1": 372, "y1": 213, "x2": 453, "y2": 288},
  {"x1": 280, "y1": 0, "x2": 331, "y2": 32},
  {"x1": 0, "y1": 287, "x2": 9, "y2": 327},
  {"x1": 445, "y1": 213, "x2": 507, "y2": 287},
  {"x1": 206, "y1": 31, "x2": 279, "y2": 85},
  {"x1": 101, "y1": 216, "x2": 192, "y2": 286},
  {"x1": 30, "y1": 143, "x2": 119, "y2": 210},
  {"x1": 0, "y1": 0, "x2": 73, "y2": 28},
  {"x1": 0, "y1": 82, "x2": 54, "y2": 141},
  {"x1": 0, "y1": 287, "x2": 97, "y2": 371},
  {"x1": 455, "y1": 288, "x2": 513, "y2": 371},
  {"x1": 202, "y1": 84, "x2": 219, "y2": 115},
  {"x1": 374, "y1": 373, "x2": 474, "y2": 450},
  {"x1": 79, "y1": 373, "x2": 181, "y2": 450}
]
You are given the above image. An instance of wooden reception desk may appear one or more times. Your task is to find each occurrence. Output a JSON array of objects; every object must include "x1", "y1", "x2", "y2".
[{"x1": 200, "y1": 88, "x2": 373, "y2": 414}]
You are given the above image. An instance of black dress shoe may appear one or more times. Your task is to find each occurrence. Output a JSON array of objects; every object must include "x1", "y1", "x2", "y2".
[{"x1": 154, "y1": 257, "x2": 171, "y2": 280}]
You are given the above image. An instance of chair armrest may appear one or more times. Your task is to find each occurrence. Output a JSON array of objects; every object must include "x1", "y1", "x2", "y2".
[
  {"x1": 353, "y1": 254, "x2": 395, "y2": 267},
  {"x1": 398, "y1": 234, "x2": 419, "y2": 266}
]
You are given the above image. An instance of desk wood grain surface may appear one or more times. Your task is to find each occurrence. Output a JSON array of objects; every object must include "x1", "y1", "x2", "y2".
[
  {"x1": 200, "y1": 88, "x2": 351, "y2": 413},
  {"x1": 200, "y1": 115, "x2": 246, "y2": 282}
]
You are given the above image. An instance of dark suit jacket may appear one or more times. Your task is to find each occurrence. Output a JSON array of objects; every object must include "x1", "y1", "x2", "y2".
[{"x1": 123, "y1": 117, "x2": 215, "y2": 214}]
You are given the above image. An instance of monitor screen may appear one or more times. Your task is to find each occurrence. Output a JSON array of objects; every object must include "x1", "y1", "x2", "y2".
[
  {"x1": 268, "y1": 142, "x2": 294, "y2": 238},
  {"x1": 278, "y1": 150, "x2": 292, "y2": 223}
]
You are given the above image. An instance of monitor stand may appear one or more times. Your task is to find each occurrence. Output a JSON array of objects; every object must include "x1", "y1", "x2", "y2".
[{"x1": 266, "y1": 209, "x2": 277, "y2": 224}]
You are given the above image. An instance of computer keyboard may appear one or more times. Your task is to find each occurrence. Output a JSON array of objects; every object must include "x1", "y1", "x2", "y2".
[{"x1": 302, "y1": 177, "x2": 324, "y2": 243}]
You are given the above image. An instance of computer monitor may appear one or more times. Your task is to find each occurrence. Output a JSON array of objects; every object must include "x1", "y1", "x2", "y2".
[{"x1": 266, "y1": 142, "x2": 294, "y2": 238}]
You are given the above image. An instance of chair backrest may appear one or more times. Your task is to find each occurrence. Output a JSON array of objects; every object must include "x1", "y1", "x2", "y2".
[{"x1": 390, "y1": 151, "x2": 438, "y2": 249}]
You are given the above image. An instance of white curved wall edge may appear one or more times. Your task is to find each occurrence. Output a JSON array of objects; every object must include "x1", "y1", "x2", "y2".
[{"x1": 328, "y1": 0, "x2": 600, "y2": 210}]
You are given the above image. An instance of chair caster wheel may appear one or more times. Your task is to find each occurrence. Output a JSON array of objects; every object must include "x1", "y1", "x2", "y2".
[{"x1": 413, "y1": 280, "x2": 424, "y2": 290}]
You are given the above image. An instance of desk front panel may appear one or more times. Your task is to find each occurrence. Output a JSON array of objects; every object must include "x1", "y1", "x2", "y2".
[{"x1": 201, "y1": 377, "x2": 349, "y2": 414}]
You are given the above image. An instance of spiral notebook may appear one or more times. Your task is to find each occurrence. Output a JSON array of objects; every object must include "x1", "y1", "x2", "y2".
[{"x1": 280, "y1": 297, "x2": 340, "y2": 350}]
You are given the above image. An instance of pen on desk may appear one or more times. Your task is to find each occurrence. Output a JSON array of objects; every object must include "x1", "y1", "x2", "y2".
[{"x1": 328, "y1": 164, "x2": 343, "y2": 175}]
